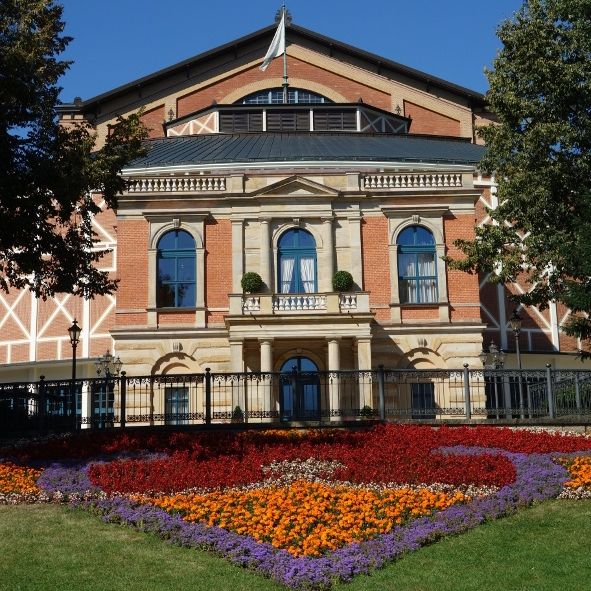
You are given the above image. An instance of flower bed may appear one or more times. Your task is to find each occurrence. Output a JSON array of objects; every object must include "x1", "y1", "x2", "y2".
[
  {"x1": 142, "y1": 481, "x2": 470, "y2": 557},
  {"x1": 2, "y1": 424, "x2": 591, "y2": 589},
  {"x1": 0, "y1": 462, "x2": 42, "y2": 495}
]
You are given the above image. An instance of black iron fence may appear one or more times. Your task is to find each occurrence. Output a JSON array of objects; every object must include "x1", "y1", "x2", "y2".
[{"x1": 1, "y1": 366, "x2": 591, "y2": 434}]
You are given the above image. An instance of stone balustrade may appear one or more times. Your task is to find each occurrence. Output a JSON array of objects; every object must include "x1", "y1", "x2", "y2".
[
  {"x1": 127, "y1": 176, "x2": 227, "y2": 193},
  {"x1": 362, "y1": 173, "x2": 463, "y2": 190},
  {"x1": 228, "y1": 292, "x2": 370, "y2": 315}
]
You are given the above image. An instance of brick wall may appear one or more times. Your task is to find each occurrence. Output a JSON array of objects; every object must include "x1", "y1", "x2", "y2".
[
  {"x1": 140, "y1": 105, "x2": 165, "y2": 139},
  {"x1": 205, "y1": 218, "x2": 232, "y2": 324},
  {"x1": 115, "y1": 219, "x2": 149, "y2": 326},
  {"x1": 177, "y1": 56, "x2": 392, "y2": 117},
  {"x1": 361, "y1": 216, "x2": 390, "y2": 321},
  {"x1": 404, "y1": 100, "x2": 461, "y2": 136},
  {"x1": 443, "y1": 213, "x2": 480, "y2": 321}
]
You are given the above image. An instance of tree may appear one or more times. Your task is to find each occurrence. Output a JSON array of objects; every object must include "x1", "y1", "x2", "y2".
[
  {"x1": 0, "y1": 0, "x2": 147, "y2": 299},
  {"x1": 449, "y1": 0, "x2": 591, "y2": 350}
]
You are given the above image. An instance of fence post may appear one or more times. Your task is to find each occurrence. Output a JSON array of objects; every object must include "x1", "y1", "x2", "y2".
[
  {"x1": 120, "y1": 371, "x2": 126, "y2": 429},
  {"x1": 205, "y1": 368, "x2": 212, "y2": 425},
  {"x1": 546, "y1": 364, "x2": 555, "y2": 419},
  {"x1": 378, "y1": 365, "x2": 386, "y2": 421},
  {"x1": 463, "y1": 364, "x2": 471, "y2": 420},
  {"x1": 575, "y1": 373, "x2": 582, "y2": 414},
  {"x1": 38, "y1": 375, "x2": 46, "y2": 431}
]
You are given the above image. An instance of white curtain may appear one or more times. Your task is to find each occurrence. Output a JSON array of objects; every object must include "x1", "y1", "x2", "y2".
[
  {"x1": 417, "y1": 253, "x2": 437, "y2": 302},
  {"x1": 300, "y1": 257, "x2": 315, "y2": 293},
  {"x1": 281, "y1": 258, "x2": 295, "y2": 293}
]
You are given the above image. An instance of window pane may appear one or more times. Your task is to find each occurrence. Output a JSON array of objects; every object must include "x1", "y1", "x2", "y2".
[
  {"x1": 299, "y1": 257, "x2": 316, "y2": 293},
  {"x1": 398, "y1": 253, "x2": 416, "y2": 277},
  {"x1": 297, "y1": 230, "x2": 316, "y2": 248},
  {"x1": 417, "y1": 252, "x2": 436, "y2": 276},
  {"x1": 158, "y1": 258, "x2": 175, "y2": 281},
  {"x1": 415, "y1": 227, "x2": 435, "y2": 245},
  {"x1": 177, "y1": 257, "x2": 195, "y2": 282},
  {"x1": 177, "y1": 283, "x2": 195, "y2": 307},
  {"x1": 158, "y1": 283, "x2": 175, "y2": 307},
  {"x1": 417, "y1": 279, "x2": 437, "y2": 303},
  {"x1": 176, "y1": 230, "x2": 195, "y2": 249},
  {"x1": 280, "y1": 256, "x2": 296, "y2": 293},
  {"x1": 278, "y1": 230, "x2": 297, "y2": 249},
  {"x1": 397, "y1": 227, "x2": 415, "y2": 246},
  {"x1": 399, "y1": 279, "x2": 416, "y2": 304},
  {"x1": 157, "y1": 232, "x2": 176, "y2": 250}
]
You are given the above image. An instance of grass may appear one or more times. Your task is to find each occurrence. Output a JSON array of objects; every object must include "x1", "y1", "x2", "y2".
[{"x1": 0, "y1": 500, "x2": 590, "y2": 591}]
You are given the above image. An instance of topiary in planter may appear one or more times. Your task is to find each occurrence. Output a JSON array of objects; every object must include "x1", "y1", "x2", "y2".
[
  {"x1": 240, "y1": 272, "x2": 263, "y2": 293},
  {"x1": 231, "y1": 405, "x2": 245, "y2": 423},
  {"x1": 332, "y1": 270, "x2": 354, "y2": 292},
  {"x1": 360, "y1": 404, "x2": 375, "y2": 418}
]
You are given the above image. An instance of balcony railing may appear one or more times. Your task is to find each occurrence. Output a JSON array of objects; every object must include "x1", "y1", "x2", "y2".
[
  {"x1": 126, "y1": 176, "x2": 227, "y2": 193},
  {"x1": 1, "y1": 367, "x2": 591, "y2": 434},
  {"x1": 230, "y1": 292, "x2": 370, "y2": 315},
  {"x1": 362, "y1": 173, "x2": 463, "y2": 190}
]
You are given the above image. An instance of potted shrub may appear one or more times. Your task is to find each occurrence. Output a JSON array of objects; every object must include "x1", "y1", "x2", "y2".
[
  {"x1": 360, "y1": 404, "x2": 375, "y2": 418},
  {"x1": 241, "y1": 271, "x2": 263, "y2": 293},
  {"x1": 332, "y1": 270, "x2": 354, "y2": 292},
  {"x1": 231, "y1": 405, "x2": 245, "y2": 423}
]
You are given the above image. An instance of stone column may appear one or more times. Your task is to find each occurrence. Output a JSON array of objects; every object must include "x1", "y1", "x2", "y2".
[
  {"x1": 229, "y1": 339, "x2": 245, "y2": 420},
  {"x1": 327, "y1": 338, "x2": 340, "y2": 420},
  {"x1": 321, "y1": 217, "x2": 334, "y2": 292},
  {"x1": 259, "y1": 219, "x2": 272, "y2": 291},
  {"x1": 259, "y1": 338, "x2": 273, "y2": 418},
  {"x1": 356, "y1": 337, "x2": 373, "y2": 410}
]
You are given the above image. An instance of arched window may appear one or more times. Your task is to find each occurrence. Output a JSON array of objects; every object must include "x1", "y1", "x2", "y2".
[
  {"x1": 237, "y1": 88, "x2": 331, "y2": 105},
  {"x1": 397, "y1": 226, "x2": 438, "y2": 304},
  {"x1": 280, "y1": 356, "x2": 320, "y2": 421},
  {"x1": 157, "y1": 230, "x2": 196, "y2": 307},
  {"x1": 278, "y1": 229, "x2": 317, "y2": 293}
]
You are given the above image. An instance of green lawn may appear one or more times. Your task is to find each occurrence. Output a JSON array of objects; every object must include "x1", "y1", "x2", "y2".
[{"x1": 1, "y1": 500, "x2": 590, "y2": 591}]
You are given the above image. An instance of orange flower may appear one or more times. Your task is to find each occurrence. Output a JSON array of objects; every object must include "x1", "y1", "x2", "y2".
[
  {"x1": 0, "y1": 462, "x2": 42, "y2": 495},
  {"x1": 561, "y1": 456, "x2": 591, "y2": 489},
  {"x1": 143, "y1": 480, "x2": 469, "y2": 557}
]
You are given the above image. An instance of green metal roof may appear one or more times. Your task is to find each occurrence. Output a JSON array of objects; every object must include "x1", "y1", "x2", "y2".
[{"x1": 125, "y1": 133, "x2": 486, "y2": 170}]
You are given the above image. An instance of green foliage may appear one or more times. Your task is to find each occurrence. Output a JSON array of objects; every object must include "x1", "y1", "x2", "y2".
[
  {"x1": 360, "y1": 405, "x2": 375, "y2": 418},
  {"x1": 0, "y1": 1, "x2": 147, "y2": 299},
  {"x1": 447, "y1": 0, "x2": 591, "y2": 351},
  {"x1": 240, "y1": 272, "x2": 263, "y2": 293},
  {"x1": 332, "y1": 270, "x2": 354, "y2": 292},
  {"x1": 231, "y1": 405, "x2": 245, "y2": 423}
]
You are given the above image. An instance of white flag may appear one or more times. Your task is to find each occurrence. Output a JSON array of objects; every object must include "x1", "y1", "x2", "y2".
[{"x1": 260, "y1": 12, "x2": 285, "y2": 71}]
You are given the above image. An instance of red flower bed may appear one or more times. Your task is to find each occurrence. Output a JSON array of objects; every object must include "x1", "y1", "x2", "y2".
[
  {"x1": 88, "y1": 425, "x2": 518, "y2": 493},
  {"x1": 11, "y1": 424, "x2": 589, "y2": 464}
]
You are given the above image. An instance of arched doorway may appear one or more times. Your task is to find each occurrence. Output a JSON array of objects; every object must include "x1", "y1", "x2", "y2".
[{"x1": 280, "y1": 357, "x2": 321, "y2": 421}]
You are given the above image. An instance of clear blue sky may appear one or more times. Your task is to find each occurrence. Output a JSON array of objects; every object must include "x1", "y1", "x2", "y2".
[{"x1": 58, "y1": 1, "x2": 524, "y2": 103}]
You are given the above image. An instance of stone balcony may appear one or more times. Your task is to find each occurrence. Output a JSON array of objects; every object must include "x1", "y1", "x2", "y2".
[{"x1": 228, "y1": 292, "x2": 370, "y2": 316}]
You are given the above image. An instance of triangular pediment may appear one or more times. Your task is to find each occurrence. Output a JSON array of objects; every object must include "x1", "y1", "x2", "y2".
[{"x1": 252, "y1": 176, "x2": 339, "y2": 198}]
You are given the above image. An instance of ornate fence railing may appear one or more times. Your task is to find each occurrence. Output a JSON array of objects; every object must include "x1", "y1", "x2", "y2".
[{"x1": 1, "y1": 366, "x2": 591, "y2": 433}]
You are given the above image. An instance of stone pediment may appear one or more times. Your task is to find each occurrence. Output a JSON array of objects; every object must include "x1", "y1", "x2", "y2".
[{"x1": 252, "y1": 176, "x2": 339, "y2": 199}]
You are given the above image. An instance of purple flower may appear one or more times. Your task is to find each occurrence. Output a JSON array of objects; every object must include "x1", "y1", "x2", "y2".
[{"x1": 65, "y1": 446, "x2": 572, "y2": 589}]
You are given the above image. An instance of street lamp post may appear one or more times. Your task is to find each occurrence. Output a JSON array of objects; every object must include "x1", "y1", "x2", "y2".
[
  {"x1": 509, "y1": 309, "x2": 526, "y2": 418},
  {"x1": 67, "y1": 319, "x2": 82, "y2": 428},
  {"x1": 95, "y1": 351, "x2": 123, "y2": 427},
  {"x1": 479, "y1": 341, "x2": 505, "y2": 419}
]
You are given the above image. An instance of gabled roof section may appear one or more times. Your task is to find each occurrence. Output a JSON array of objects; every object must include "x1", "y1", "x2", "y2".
[
  {"x1": 58, "y1": 22, "x2": 486, "y2": 116},
  {"x1": 253, "y1": 176, "x2": 339, "y2": 198}
]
